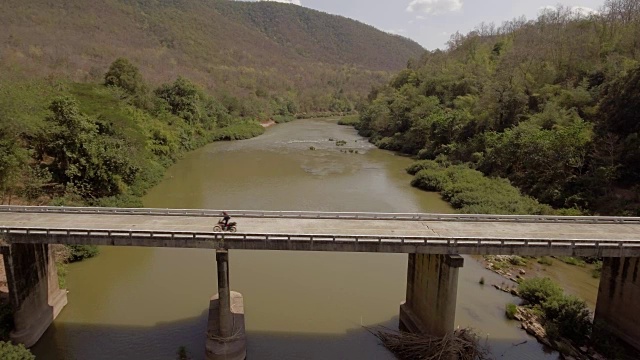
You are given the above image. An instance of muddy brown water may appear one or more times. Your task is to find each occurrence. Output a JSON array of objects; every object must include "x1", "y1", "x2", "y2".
[{"x1": 32, "y1": 118, "x2": 571, "y2": 359}]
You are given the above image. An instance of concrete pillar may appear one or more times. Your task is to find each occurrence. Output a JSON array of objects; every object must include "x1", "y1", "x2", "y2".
[
  {"x1": 206, "y1": 250, "x2": 246, "y2": 360},
  {"x1": 400, "y1": 254, "x2": 463, "y2": 336},
  {"x1": 216, "y1": 250, "x2": 233, "y2": 338},
  {"x1": 594, "y1": 257, "x2": 640, "y2": 351},
  {"x1": 2, "y1": 243, "x2": 67, "y2": 347}
]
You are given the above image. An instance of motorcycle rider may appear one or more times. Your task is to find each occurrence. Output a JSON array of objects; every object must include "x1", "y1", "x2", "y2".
[{"x1": 222, "y1": 211, "x2": 231, "y2": 228}]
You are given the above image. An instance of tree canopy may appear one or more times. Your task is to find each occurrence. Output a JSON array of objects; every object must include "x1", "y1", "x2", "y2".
[{"x1": 358, "y1": 2, "x2": 640, "y2": 215}]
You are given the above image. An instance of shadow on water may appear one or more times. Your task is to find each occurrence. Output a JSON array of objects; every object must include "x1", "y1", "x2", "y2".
[{"x1": 32, "y1": 311, "x2": 557, "y2": 360}]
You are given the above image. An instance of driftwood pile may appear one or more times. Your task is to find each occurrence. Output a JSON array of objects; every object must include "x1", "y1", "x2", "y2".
[{"x1": 368, "y1": 327, "x2": 491, "y2": 360}]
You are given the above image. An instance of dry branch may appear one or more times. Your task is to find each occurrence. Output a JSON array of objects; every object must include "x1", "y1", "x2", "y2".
[{"x1": 367, "y1": 327, "x2": 491, "y2": 360}]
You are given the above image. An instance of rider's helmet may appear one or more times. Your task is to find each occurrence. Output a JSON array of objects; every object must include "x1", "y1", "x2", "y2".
[{"x1": 223, "y1": 211, "x2": 228, "y2": 216}]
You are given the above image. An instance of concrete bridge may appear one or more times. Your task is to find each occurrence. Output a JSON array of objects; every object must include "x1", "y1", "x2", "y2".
[{"x1": 1, "y1": 206, "x2": 640, "y2": 358}]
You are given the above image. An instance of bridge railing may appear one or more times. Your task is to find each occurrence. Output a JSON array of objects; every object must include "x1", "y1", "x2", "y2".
[
  {"x1": 1, "y1": 205, "x2": 640, "y2": 224},
  {"x1": 2, "y1": 226, "x2": 640, "y2": 253}
]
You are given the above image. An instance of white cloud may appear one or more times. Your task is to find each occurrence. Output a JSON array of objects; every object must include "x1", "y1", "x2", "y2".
[
  {"x1": 406, "y1": 0, "x2": 463, "y2": 15},
  {"x1": 258, "y1": 0, "x2": 301, "y2": 5}
]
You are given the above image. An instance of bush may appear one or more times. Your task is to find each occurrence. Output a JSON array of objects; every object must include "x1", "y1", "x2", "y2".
[
  {"x1": 508, "y1": 256, "x2": 527, "y2": 266},
  {"x1": 517, "y1": 277, "x2": 564, "y2": 305},
  {"x1": 0, "y1": 341, "x2": 35, "y2": 360},
  {"x1": 56, "y1": 262, "x2": 68, "y2": 288},
  {"x1": 541, "y1": 295, "x2": 592, "y2": 344},
  {"x1": 406, "y1": 160, "x2": 441, "y2": 175},
  {"x1": 273, "y1": 114, "x2": 294, "y2": 123},
  {"x1": 407, "y1": 162, "x2": 557, "y2": 215},
  {"x1": 558, "y1": 257, "x2": 586, "y2": 267},
  {"x1": 67, "y1": 245, "x2": 100, "y2": 262},
  {"x1": 516, "y1": 277, "x2": 593, "y2": 345},
  {"x1": 537, "y1": 257, "x2": 553, "y2": 265},
  {"x1": 337, "y1": 115, "x2": 360, "y2": 126},
  {"x1": 505, "y1": 304, "x2": 517, "y2": 320},
  {"x1": 591, "y1": 261, "x2": 603, "y2": 278},
  {"x1": 211, "y1": 122, "x2": 264, "y2": 141}
]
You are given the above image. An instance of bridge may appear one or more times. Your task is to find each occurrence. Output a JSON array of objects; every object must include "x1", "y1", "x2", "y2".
[
  {"x1": 2, "y1": 205, "x2": 640, "y2": 256},
  {"x1": 1, "y1": 206, "x2": 640, "y2": 359}
]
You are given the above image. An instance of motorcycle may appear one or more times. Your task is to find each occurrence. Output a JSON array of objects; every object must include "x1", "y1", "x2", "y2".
[{"x1": 213, "y1": 218, "x2": 237, "y2": 233}]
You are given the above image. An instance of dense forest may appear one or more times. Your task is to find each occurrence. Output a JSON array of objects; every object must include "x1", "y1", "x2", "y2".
[
  {"x1": 0, "y1": 0, "x2": 428, "y2": 207},
  {"x1": 358, "y1": 0, "x2": 640, "y2": 216},
  {"x1": 0, "y1": 58, "x2": 264, "y2": 207},
  {"x1": 0, "y1": 0, "x2": 424, "y2": 115}
]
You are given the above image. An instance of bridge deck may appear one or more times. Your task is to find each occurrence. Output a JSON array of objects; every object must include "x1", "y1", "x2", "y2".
[{"x1": 1, "y1": 207, "x2": 640, "y2": 256}]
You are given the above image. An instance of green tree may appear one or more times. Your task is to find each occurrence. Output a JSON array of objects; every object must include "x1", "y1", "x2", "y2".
[
  {"x1": 39, "y1": 97, "x2": 137, "y2": 198},
  {"x1": 19, "y1": 165, "x2": 52, "y2": 203},
  {"x1": 40, "y1": 96, "x2": 99, "y2": 185},
  {"x1": 104, "y1": 58, "x2": 146, "y2": 96},
  {"x1": 155, "y1": 77, "x2": 202, "y2": 124},
  {"x1": 517, "y1": 277, "x2": 564, "y2": 305},
  {"x1": 0, "y1": 132, "x2": 24, "y2": 202},
  {"x1": 67, "y1": 245, "x2": 100, "y2": 262},
  {"x1": 598, "y1": 65, "x2": 640, "y2": 183},
  {"x1": 542, "y1": 295, "x2": 592, "y2": 344}
]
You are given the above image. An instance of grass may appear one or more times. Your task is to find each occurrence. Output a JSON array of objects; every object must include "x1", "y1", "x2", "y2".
[
  {"x1": 537, "y1": 256, "x2": 553, "y2": 265},
  {"x1": 508, "y1": 256, "x2": 527, "y2": 266},
  {"x1": 490, "y1": 261, "x2": 509, "y2": 270},
  {"x1": 505, "y1": 304, "x2": 517, "y2": 320},
  {"x1": 408, "y1": 161, "x2": 557, "y2": 215},
  {"x1": 211, "y1": 121, "x2": 265, "y2": 141},
  {"x1": 272, "y1": 115, "x2": 295, "y2": 124},
  {"x1": 337, "y1": 115, "x2": 360, "y2": 126},
  {"x1": 591, "y1": 261, "x2": 603, "y2": 278},
  {"x1": 56, "y1": 262, "x2": 69, "y2": 288},
  {"x1": 558, "y1": 257, "x2": 586, "y2": 267}
]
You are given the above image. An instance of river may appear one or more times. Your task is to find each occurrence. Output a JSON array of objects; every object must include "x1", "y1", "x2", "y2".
[{"x1": 32, "y1": 118, "x2": 562, "y2": 359}]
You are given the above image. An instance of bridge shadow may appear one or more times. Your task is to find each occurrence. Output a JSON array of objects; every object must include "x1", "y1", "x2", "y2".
[
  {"x1": 31, "y1": 309, "x2": 397, "y2": 360},
  {"x1": 30, "y1": 309, "x2": 562, "y2": 360}
]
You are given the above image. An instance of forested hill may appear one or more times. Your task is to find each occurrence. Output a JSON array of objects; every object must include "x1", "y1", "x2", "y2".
[
  {"x1": 0, "y1": 0, "x2": 424, "y2": 112},
  {"x1": 214, "y1": 1, "x2": 420, "y2": 70},
  {"x1": 358, "y1": 2, "x2": 640, "y2": 216}
]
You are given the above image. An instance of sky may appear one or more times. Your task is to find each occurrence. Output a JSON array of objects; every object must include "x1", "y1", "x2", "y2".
[{"x1": 246, "y1": 0, "x2": 608, "y2": 49}]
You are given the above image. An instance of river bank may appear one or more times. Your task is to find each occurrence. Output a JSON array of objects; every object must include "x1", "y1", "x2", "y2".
[
  {"x1": 333, "y1": 118, "x2": 612, "y2": 357},
  {"x1": 0, "y1": 114, "x2": 271, "y2": 351}
]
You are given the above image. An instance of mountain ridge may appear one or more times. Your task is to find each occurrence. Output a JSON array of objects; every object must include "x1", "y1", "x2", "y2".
[{"x1": 0, "y1": 0, "x2": 424, "y2": 111}]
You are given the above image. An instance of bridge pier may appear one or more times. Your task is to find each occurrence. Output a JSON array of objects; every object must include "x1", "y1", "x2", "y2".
[
  {"x1": 2, "y1": 243, "x2": 67, "y2": 347},
  {"x1": 206, "y1": 250, "x2": 246, "y2": 360},
  {"x1": 400, "y1": 254, "x2": 463, "y2": 336},
  {"x1": 594, "y1": 257, "x2": 640, "y2": 351}
]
